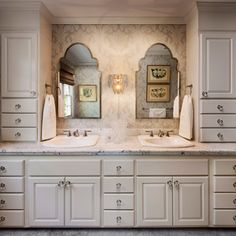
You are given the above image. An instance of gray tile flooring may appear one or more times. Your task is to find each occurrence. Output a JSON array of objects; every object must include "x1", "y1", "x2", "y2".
[{"x1": 0, "y1": 229, "x2": 236, "y2": 236}]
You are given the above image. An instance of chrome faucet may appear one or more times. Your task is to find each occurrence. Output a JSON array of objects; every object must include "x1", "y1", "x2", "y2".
[
  {"x1": 63, "y1": 130, "x2": 72, "y2": 137},
  {"x1": 158, "y1": 130, "x2": 165, "y2": 137},
  {"x1": 83, "y1": 130, "x2": 92, "y2": 137},
  {"x1": 145, "y1": 130, "x2": 154, "y2": 137},
  {"x1": 73, "y1": 129, "x2": 79, "y2": 137},
  {"x1": 166, "y1": 130, "x2": 174, "y2": 137}
]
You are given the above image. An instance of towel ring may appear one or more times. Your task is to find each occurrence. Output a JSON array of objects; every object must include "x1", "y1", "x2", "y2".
[
  {"x1": 186, "y1": 84, "x2": 193, "y2": 95},
  {"x1": 45, "y1": 84, "x2": 52, "y2": 94}
]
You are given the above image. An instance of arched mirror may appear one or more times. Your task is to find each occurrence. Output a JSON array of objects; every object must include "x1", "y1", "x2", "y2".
[
  {"x1": 136, "y1": 43, "x2": 179, "y2": 119},
  {"x1": 59, "y1": 43, "x2": 101, "y2": 119}
]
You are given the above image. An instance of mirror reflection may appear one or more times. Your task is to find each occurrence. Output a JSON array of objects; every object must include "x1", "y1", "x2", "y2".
[
  {"x1": 136, "y1": 43, "x2": 179, "y2": 119},
  {"x1": 59, "y1": 43, "x2": 101, "y2": 119}
]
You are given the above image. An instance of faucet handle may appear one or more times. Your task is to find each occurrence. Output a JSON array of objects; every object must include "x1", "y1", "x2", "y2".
[
  {"x1": 73, "y1": 129, "x2": 79, "y2": 137},
  {"x1": 145, "y1": 130, "x2": 154, "y2": 137},
  {"x1": 166, "y1": 130, "x2": 174, "y2": 137},
  {"x1": 63, "y1": 130, "x2": 72, "y2": 137},
  {"x1": 158, "y1": 129, "x2": 164, "y2": 137},
  {"x1": 83, "y1": 130, "x2": 91, "y2": 137}
]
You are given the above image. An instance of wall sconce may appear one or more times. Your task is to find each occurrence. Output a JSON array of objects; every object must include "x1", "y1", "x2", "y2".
[{"x1": 108, "y1": 74, "x2": 128, "y2": 94}]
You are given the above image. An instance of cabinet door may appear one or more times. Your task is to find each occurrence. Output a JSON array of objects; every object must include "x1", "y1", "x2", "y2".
[
  {"x1": 200, "y1": 32, "x2": 236, "y2": 98},
  {"x1": 173, "y1": 177, "x2": 208, "y2": 226},
  {"x1": 65, "y1": 177, "x2": 100, "y2": 227},
  {"x1": 136, "y1": 177, "x2": 172, "y2": 226},
  {"x1": 1, "y1": 32, "x2": 37, "y2": 97},
  {"x1": 28, "y1": 177, "x2": 64, "y2": 226}
]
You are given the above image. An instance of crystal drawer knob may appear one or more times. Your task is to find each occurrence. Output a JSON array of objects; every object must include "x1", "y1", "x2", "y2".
[
  {"x1": 116, "y1": 199, "x2": 122, "y2": 207},
  {"x1": 202, "y1": 91, "x2": 208, "y2": 97},
  {"x1": 15, "y1": 104, "x2": 21, "y2": 110},
  {"x1": 116, "y1": 183, "x2": 122, "y2": 189},
  {"x1": 0, "y1": 166, "x2": 6, "y2": 173},
  {"x1": 116, "y1": 166, "x2": 122, "y2": 172},
  {"x1": 0, "y1": 216, "x2": 5, "y2": 222},
  {"x1": 233, "y1": 165, "x2": 236, "y2": 171},
  {"x1": 15, "y1": 132, "x2": 21, "y2": 137},
  {"x1": 217, "y1": 119, "x2": 223, "y2": 126},
  {"x1": 116, "y1": 216, "x2": 122, "y2": 224},
  {"x1": 0, "y1": 200, "x2": 5, "y2": 205},
  {"x1": 233, "y1": 199, "x2": 236, "y2": 204},
  {"x1": 217, "y1": 105, "x2": 223, "y2": 111},
  {"x1": 15, "y1": 118, "x2": 22, "y2": 124},
  {"x1": 233, "y1": 182, "x2": 236, "y2": 188},
  {"x1": 217, "y1": 133, "x2": 223, "y2": 140},
  {"x1": 233, "y1": 215, "x2": 236, "y2": 221},
  {"x1": 31, "y1": 91, "x2": 36, "y2": 96},
  {"x1": 0, "y1": 183, "x2": 5, "y2": 189}
]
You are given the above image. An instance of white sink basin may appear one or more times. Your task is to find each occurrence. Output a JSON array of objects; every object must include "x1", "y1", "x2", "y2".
[
  {"x1": 138, "y1": 135, "x2": 194, "y2": 148},
  {"x1": 41, "y1": 135, "x2": 99, "y2": 148}
]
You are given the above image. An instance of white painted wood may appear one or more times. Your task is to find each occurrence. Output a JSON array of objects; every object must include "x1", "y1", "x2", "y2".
[
  {"x1": 0, "y1": 194, "x2": 24, "y2": 210},
  {"x1": 103, "y1": 177, "x2": 134, "y2": 193},
  {"x1": 200, "y1": 114, "x2": 236, "y2": 128},
  {"x1": 65, "y1": 177, "x2": 100, "y2": 226},
  {"x1": 1, "y1": 32, "x2": 37, "y2": 98},
  {"x1": 103, "y1": 160, "x2": 134, "y2": 176},
  {"x1": 200, "y1": 32, "x2": 236, "y2": 98},
  {"x1": 0, "y1": 177, "x2": 24, "y2": 193},
  {"x1": 214, "y1": 159, "x2": 236, "y2": 175},
  {"x1": 136, "y1": 160, "x2": 208, "y2": 176},
  {"x1": 214, "y1": 210, "x2": 236, "y2": 226},
  {"x1": 103, "y1": 210, "x2": 134, "y2": 227},
  {"x1": 1, "y1": 128, "x2": 37, "y2": 141},
  {"x1": 214, "y1": 177, "x2": 236, "y2": 192},
  {"x1": 214, "y1": 193, "x2": 236, "y2": 209},
  {"x1": 0, "y1": 210, "x2": 24, "y2": 227},
  {"x1": 173, "y1": 177, "x2": 208, "y2": 226},
  {"x1": 28, "y1": 160, "x2": 100, "y2": 176},
  {"x1": 28, "y1": 177, "x2": 64, "y2": 226},
  {"x1": 2, "y1": 113, "x2": 37, "y2": 127},
  {"x1": 200, "y1": 100, "x2": 236, "y2": 114},
  {"x1": 1, "y1": 99, "x2": 37, "y2": 113},
  {"x1": 200, "y1": 128, "x2": 236, "y2": 142},
  {"x1": 136, "y1": 177, "x2": 172, "y2": 226},
  {"x1": 104, "y1": 194, "x2": 134, "y2": 210},
  {"x1": 0, "y1": 160, "x2": 24, "y2": 176}
]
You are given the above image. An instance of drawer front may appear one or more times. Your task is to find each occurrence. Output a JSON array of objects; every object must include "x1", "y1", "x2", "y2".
[
  {"x1": 1, "y1": 99, "x2": 37, "y2": 113},
  {"x1": 0, "y1": 210, "x2": 24, "y2": 227},
  {"x1": 200, "y1": 128, "x2": 236, "y2": 142},
  {"x1": 103, "y1": 160, "x2": 134, "y2": 176},
  {"x1": 200, "y1": 114, "x2": 236, "y2": 128},
  {"x1": 136, "y1": 159, "x2": 208, "y2": 176},
  {"x1": 28, "y1": 160, "x2": 100, "y2": 176},
  {"x1": 214, "y1": 193, "x2": 236, "y2": 209},
  {"x1": 103, "y1": 211, "x2": 134, "y2": 227},
  {"x1": 200, "y1": 100, "x2": 236, "y2": 114},
  {"x1": 214, "y1": 177, "x2": 236, "y2": 192},
  {"x1": 214, "y1": 210, "x2": 236, "y2": 226},
  {"x1": 104, "y1": 194, "x2": 134, "y2": 210},
  {"x1": 0, "y1": 177, "x2": 24, "y2": 193},
  {"x1": 0, "y1": 160, "x2": 24, "y2": 176},
  {"x1": 2, "y1": 113, "x2": 37, "y2": 127},
  {"x1": 214, "y1": 159, "x2": 236, "y2": 175},
  {"x1": 103, "y1": 177, "x2": 134, "y2": 193},
  {"x1": 1, "y1": 128, "x2": 37, "y2": 141},
  {"x1": 0, "y1": 194, "x2": 24, "y2": 210}
]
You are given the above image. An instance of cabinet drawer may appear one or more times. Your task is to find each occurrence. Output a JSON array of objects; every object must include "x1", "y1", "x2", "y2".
[
  {"x1": 136, "y1": 159, "x2": 208, "y2": 175},
  {"x1": 214, "y1": 210, "x2": 236, "y2": 226},
  {"x1": 0, "y1": 194, "x2": 24, "y2": 210},
  {"x1": 104, "y1": 194, "x2": 134, "y2": 210},
  {"x1": 0, "y1": 177, "x2": 24, "y2": 193},
  {"x1": 200, "y1": 100, "x2": 236, "y2": 114},
  {"x1": 103, "y1": 160, "x2": 134, "y2": 176},
  {"x1": 28, "y1": 160, "x2": 100, "y2": 176},
  {"x1": 200, "y1": 114, "x2": 236, "y2": 128},
  {"x1": 1, "y1": 99, "x2": 37, "y2": 113},
  {"x1": 103, "y1": 210, "x2": 134, "y2": 227},
  {"x1": 103, "y1": 177, "x2": 134, "y2": 193},
  {"x1": 1, "y1": 128, "x2": 37, "y2": 141},
  {"x1": 2, "y1": 113, "x2": 37, "y2": 127},
  {"x1": 214, "y1": 193, "x2": 236, "y2": 209},
  {"x1": 200, "y1": 128, "x2": 236, "y2": 142},
  {"x1": 0, "y1": 210, "x2": 24, "y2": 227},
  {"x1": 214, "y1": 177, "x2": 236, "y2": 192},
  {"x1": 0, "y1": 160, "x2": 24, "y2": 176},
  {"x1": 214, "y1": 159, "x2": 236, "y2": 175}
]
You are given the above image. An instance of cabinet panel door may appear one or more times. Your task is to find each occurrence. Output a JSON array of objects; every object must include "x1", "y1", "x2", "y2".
[
  {"x1": 136, "y1": 177, "x2": 172, "y2": 226},
  {"x1": 200, "y1": 32, "x2": 236, "y2": 98},
  {"x1": 65, "y1": 177, "x2": 100, "y2": 227},
  {"x1": 173, "y1": 177, "x2": 208, "y2": 226},
  {"x1": 28, "y1": 177, "x2": 64, "y2": 226},
  {"x1": 1, "y1": 32, "x2": 37, "y2": 97}
]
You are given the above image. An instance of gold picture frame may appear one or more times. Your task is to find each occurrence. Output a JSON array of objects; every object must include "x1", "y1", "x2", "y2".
[
  {"x1": 146, "y1": 84, "x2": 170, "y2": 102},
  {"x1": 147, "y1": 65, "x2": 171, "y2": 83},
  {"x1": 79, "y1": 85, "x2": 97, "y2": 102}
]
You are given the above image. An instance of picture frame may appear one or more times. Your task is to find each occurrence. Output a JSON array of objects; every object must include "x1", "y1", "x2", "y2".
[
  {"x1": 146, "y1": 84, "x2": 170, "y2": 102},
  {"x1": 147, "y1": 65, "x2": 170, "y2": 83},
  {"x1": 79, "y1": 84, "x2": 97, "y2": 102}
]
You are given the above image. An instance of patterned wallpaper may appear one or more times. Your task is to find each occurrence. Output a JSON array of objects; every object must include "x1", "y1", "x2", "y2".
[{"x1": 52, "y1": 24, "x2": 186, "y2": 131}]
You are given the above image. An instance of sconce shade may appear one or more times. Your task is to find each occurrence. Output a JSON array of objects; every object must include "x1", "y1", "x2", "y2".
[{"x1": 109, "y1": 74, "x2": 128, "y2": 94}]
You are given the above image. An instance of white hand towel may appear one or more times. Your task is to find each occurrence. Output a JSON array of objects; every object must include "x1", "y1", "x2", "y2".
[
  {"x1": 179, "y1": 95, "x2": 193, "y2": 140},
  {"x1": 149, "y1": 108, "x2": 166, "y2": 118},
  {"x1": 173, "y1": 95, "x2": 179, "y2": 118},
  {"x1": 42, "y1": 94, "x2": 56, "y2": 141},
  {"x1": 57, "y1": 77, "x2": 64, "y2": 118}
]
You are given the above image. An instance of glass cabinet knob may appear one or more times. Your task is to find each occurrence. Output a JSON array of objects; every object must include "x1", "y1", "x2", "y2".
[
  {"x1": 202, "y1": 91, "x2": 208, "y2": 97},
  {"x1": 0, "y1": 216, "x2": 5, "y2": 222},
  {"x1": 116, "y1": 216, "x2": 122, "y2": 224},
  {"x1": 15, "y1": 104, "x2": 21, "y2": 110},
  {"x1": 116, "y1": 183, "x2": 122, "y2": 189},
  {"x1": 217, "y1": 105, "x2": 223, "y2": 111}
]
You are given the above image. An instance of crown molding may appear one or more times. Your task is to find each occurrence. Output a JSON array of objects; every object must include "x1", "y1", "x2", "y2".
[
  {"x1": 197, "y1": 2, "x2": 236, "y2": 12},
  {"x1": 0, "y1": 1, "x2": 42, "y2": 11}
]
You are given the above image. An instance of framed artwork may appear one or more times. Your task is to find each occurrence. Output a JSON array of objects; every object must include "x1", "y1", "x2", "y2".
[
  {"x1": 147, "y1": 65, "x2": 170, "y2": 83},
  {"x1": 146, "y1": 84, "x2": 170, "y2": 102},
  {"x1": 79, "y1": 85, "x2": 97, "y2": 102}
]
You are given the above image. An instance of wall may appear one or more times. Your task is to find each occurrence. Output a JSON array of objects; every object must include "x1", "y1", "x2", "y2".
[{"x1": 52, "y1": 24, "x2": 186, "y2": 131}]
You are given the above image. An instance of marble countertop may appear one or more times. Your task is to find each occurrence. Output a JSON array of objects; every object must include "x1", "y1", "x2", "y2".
[{"x1": 0, "y1": 135, "x2": 236, "y2": 156}]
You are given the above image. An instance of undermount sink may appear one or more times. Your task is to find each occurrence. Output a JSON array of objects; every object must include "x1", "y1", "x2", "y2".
[
  {"x1": 41, "y1": 135, "x2": 99, "y2": 148},
  {"x1": 138, "y1": 135, "x2": 194, "y2": 148}
]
